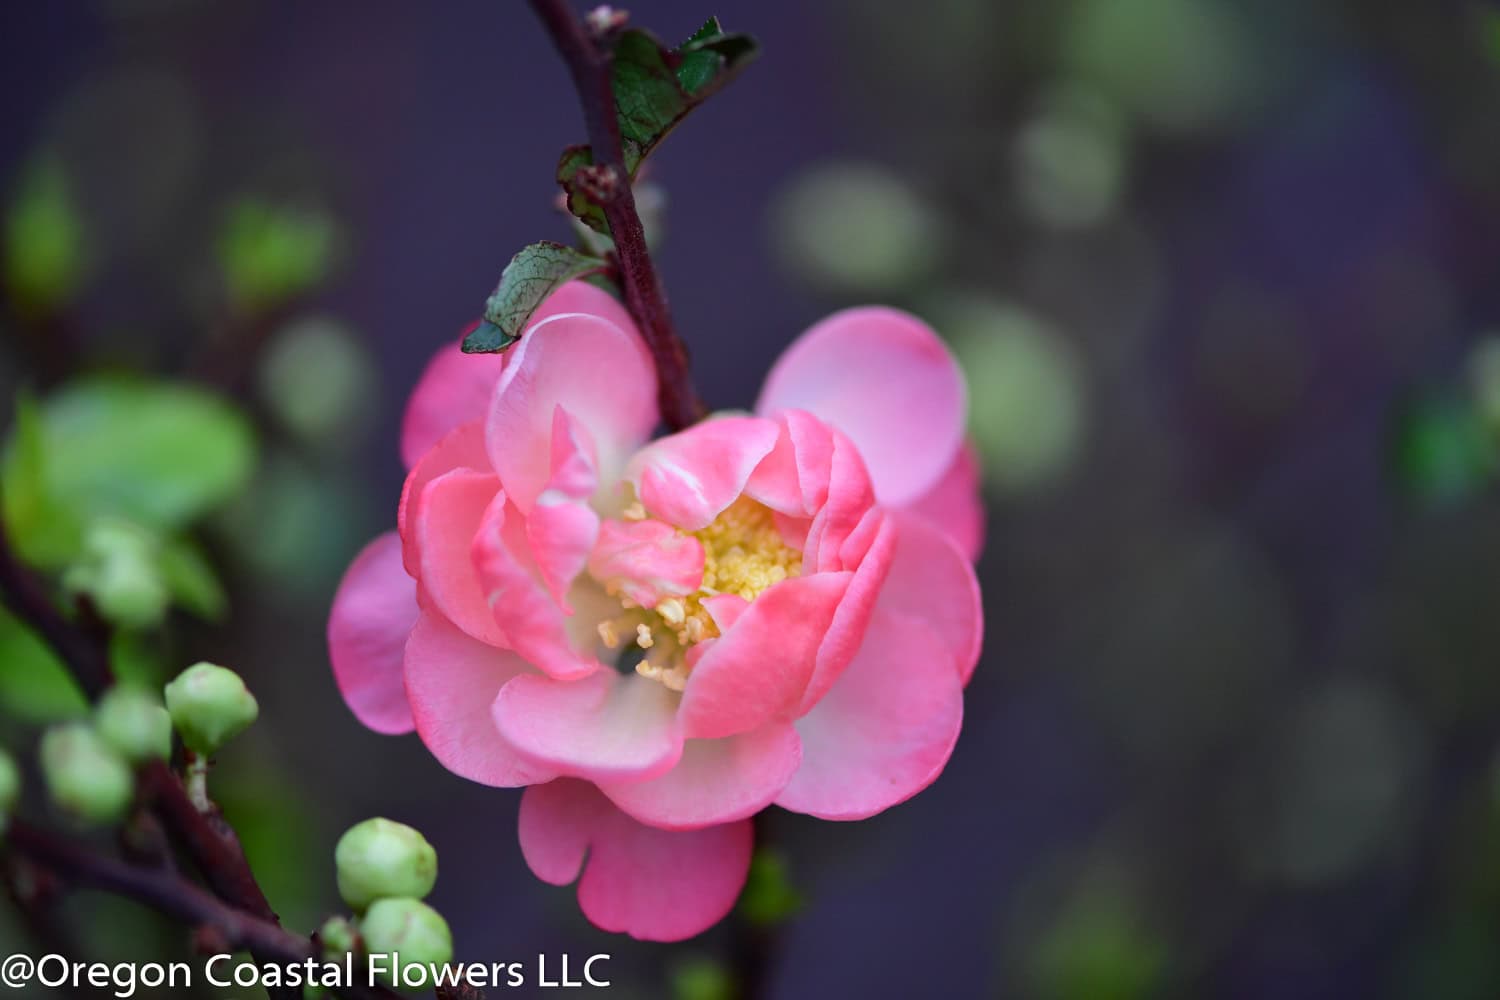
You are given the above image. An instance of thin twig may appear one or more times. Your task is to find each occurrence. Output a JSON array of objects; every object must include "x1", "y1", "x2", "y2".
[
  {"x1": 0, "y1": 513, "x2": 112, "y2": 699},
  {"x1": 526, "y1": 0, "x2": 707, "y2": 431}
]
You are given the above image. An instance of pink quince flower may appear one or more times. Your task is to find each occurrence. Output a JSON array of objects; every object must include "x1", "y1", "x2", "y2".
[{"x1": 327, "y1": 282, "x2": 983, "y2": 941}]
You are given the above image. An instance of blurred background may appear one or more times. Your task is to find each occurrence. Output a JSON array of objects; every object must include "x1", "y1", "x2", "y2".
[{"x1": 4, "y1": 1, "x2": 1500, "y2": 997}]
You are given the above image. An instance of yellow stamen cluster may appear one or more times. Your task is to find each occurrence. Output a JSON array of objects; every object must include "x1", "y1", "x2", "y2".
[{"x1": 597, "y1": 497, "x2": 803, "y2": 691}]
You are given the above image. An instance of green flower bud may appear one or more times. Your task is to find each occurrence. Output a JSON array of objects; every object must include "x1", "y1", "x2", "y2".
[
  {"x1": 94, "y1": 687, "x2": 172, "y2": 763},
  {"x1": 0, "y1": 748, "x2": 20, "y2": 833},
  {"x1": 164, "y1": 662, "x2": 259, "y2": 755},
  {"x1": 359, "y1": 898, "x2": 452, "y2": 988},
  {"x1": 63, "y1": 519, "x2": 169, "y2": 630},
  {"x1": 335, "y1": 818, "x2": 438, "y2": 911},
  {"x1": 318, "y1": 915, "x2": 358, "y2": 957},
  {"x1": 40, "y1": 723, "x2": 134, "y2": 824}
]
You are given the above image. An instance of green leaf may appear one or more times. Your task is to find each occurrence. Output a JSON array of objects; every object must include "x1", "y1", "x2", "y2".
[
  {"x1": 0, "y1": 607, "x2": 88, "y2": 722},
  {"x1": 738, "y1": 847, "x2": 804, "y2": 926},
  {"x1": 463, "y1": 242, "x2": 608, "y2": 353},
  {"x1": 4, "y1": 155, "x2": 85, "y2": 313},
  {"x1": 1, "y1": 393, "x2": 85, "y2": 568},
  {"x1": 1, "y1": 378, "x2": 257, "y2": 563},
  {"x1": 557, "y1": 20, "x2": 757, "y2": 234},
  {"x1": 158, "y1": 536, "x2": 228, "y2": 621}
]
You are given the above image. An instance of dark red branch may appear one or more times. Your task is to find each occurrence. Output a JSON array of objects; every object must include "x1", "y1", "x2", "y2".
[
  {"x1": 526, "y1": 0, "x2": 707, "y2": 431},
  {"x1": 3, "y1": 820, "x2": 407, "y2": 1000}
]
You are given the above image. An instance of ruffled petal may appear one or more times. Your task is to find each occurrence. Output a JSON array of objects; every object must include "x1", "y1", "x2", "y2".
[
  {"x1": 743, "y1": 409, "x2": 834, "y2": 517},
  {"x1": 519, "y1": 779, "x2": 753, "y2": 942},
  {"x1": 586, "y1": 518, "x2": 705, "y2": 608},
  {"x1": 486, "y1": 312, "x2": 656, "y2": 513},
  {"x1": 903, "y1": 442, "x2": 985, "y2": 562},
  {"x1": 398, "y1": 420, "x2": 489, "y2": 576},
  {"x1": 775, "y1": 607, "x2": 963, "y2": 820},
  {"x1": 599, "y1": 723, "x2": 801, "y2": 830},
  {"x1": 400, "y1": 281, "x2": 635, "y2": 468},
  {"x1": 880, "y1": 512, "x2": 984, "y2": 685},
  {"x1": 797, "y1": 508, "x2": 897, "y2": 715},
  {"x1": 493, "y1": 671, "x2": 683, "y2": 783},
  {"x1": 627, "y1": 416, "x2": 781, "y2": 531},
  {"x1": 327, "y1": 533, "x2": 418, "y2": 734},
  {"x1": 472, "y1": 492, "x2": 600, "y2": 681},
  {"x1": 800, "y1": 427, "x2": 876, "y2": 574},
  {"x1": 412, "y1": 469, "x2": 507, "y2": 647},
  {"x1": 678, "y1": 571, "x2": 852, "y2": 740},
  {"x1": 403, "y1": 612, "x2": 553, "y2": 786},
  {"x1": 757, "y1": 307, "x2": 966, "y2": 505}
]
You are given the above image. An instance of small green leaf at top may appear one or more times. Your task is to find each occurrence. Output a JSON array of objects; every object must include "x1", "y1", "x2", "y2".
[
  {"x1": 557, "y1": 19, "x2": 757, "y2": 234},
  {"x1": 463, "y1": 242, "x2": 609, "y2": 354},
  {"x1": 738, "y1": 847, "x2": 804, "y2": 927}
]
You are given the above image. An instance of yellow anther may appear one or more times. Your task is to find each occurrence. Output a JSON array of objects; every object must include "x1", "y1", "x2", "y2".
[
  {"x1": 635, "y1": 624, "x2": 655, "y2": 649},
  {"x1": 622, "y1": 501, "x2": 647, "y2": 521},
  {"x1": 657, "y1": 598, "x2": 686, "y2": 625},
  {"x1": 597, "y1": 621, "x2": 620, "y2": 649}
]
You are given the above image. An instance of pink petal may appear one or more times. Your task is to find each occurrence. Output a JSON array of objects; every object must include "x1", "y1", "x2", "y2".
[
  {"x1": 797, "y1": 509, "x2": 897, "y2": 715},
  {"x1": 472, "y1": 492, "x2": 601, "y2": 681},
  {"x1": 679, "y1": 572, "x2": 852, "y2": 740},
  {"x1": 903, "y1": 441, "x2": 985, "y2": 562},
  {"x1": 599, "y1": 724, "x2": 801, "y2": 830},
  {"x1": 526, "y1": 499, "x2": 600, "y2": 612},
  {"x1": 800, "y1": 427, "x2": 876, "y2": 574},
  {"x1": 413, "y1": 469, "x2": 507, "y2": 647},
  {"x1": 400, "y1": 281, "x2": 635, "y2": 468},
  {"x1": 398, "y1": 420, "x2": 489, "y2": 576},
  {"x1": 493, "y1": 671, "x2": 683, "y2": 783},
  {"x1": 327, "y1": 533, "x2": 418, "y2": 734},
  {"x1": 881, "y1": 512, "x2": 984, "y2": 685},
  {"x1": 586, "y1": 518, "x2": 705, "y2": 609},
  {"x1": 403, "y1": 612, "x2": 553, "y2": 786},
  {"x1": 519, "y1": 779, "x2": 753, "y2": 941},
  {"x1": 775, "y1": 607, "x2": 963, "y2": 820},
  {"x1": 757, "y1": 307, "x2": 966, "y2": 506},
  {"x1": 627, "y1": 416, "x2": 781, "y2": 531},
  {"x1": 743, "y1": 409, "x2": 834, "y2": 516},
  {"x1": 486, "y1": 312, "x2": 656, "y2": 513}
]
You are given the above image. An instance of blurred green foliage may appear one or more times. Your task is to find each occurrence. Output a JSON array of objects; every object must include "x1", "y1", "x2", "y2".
[
  {"x1": 3, "y1": 155, "x2": 84, "y2": 314},
  {"x1": 219, "y1": 197, "x2": 338, "y2": 312},
  {"x1": 738, "y1": 848, "x2": 804, "y2": 927},
  {"x1": 670, "y1": 956, "x2": 735, "y2": 1000}
]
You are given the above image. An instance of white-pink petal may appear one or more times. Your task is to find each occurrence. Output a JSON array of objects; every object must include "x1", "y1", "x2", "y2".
[
  {"x1": 493, "y1": 671, "x2": 683, "y2": 783},
  {"x1": 627, "y1": 416, "x2": 781, "y2": 531},
  {"x1": 486, "y1": 313, "x2": 656, "y2": 513}
]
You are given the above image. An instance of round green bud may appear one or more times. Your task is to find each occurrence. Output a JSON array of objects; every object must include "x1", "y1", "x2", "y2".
[
  {"x1": 0, "y1": 748, "x2": 20, "y2": 832},
  {"x1": 63, "y1": 519, "x2": 168, "y2": 630},
  {"x1": 164, "y1": 662, "x2": 259, "y2": 756},
  {"x1": 335, "y1": 818, "x2": 438, "y2": 911},
  {"x1": 359, "y1": 898, "x2": 452, "y2": 987},
  {"x1": 94, "y1": 687, "x2": 172, "y2": 763},
  {"x1": 40, "y1": 723, "x2": 134, "y2": 825},
  {"x1": 318, "y1": 915, "x2": 358, "y2": 957}
]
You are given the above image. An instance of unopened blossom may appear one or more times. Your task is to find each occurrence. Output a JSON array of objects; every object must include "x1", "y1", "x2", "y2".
[{"x1": 329, "y1": 282, "x2": 983, "y2": 941}]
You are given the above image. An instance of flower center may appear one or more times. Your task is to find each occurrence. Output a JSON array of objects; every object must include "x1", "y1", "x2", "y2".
[{"x1": 596, "y1": 497, "x2": 802, "y2": 691}]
